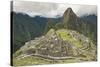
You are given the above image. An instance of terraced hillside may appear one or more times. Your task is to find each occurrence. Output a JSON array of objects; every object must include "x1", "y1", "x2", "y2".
[{"x1": 13, "y1": 29, "x2": 96, "y2": 66}]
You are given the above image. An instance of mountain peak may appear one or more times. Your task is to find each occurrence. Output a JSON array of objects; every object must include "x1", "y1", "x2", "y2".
[
  {"x1": 63, "y1": 7, "x2": 77, "y2": 19},
  {"x1": 66, "y1": 7, "x2": 73, "y2": 12},
  {"x1": 62, "y1": 7, "x2": 78, "y2": 28}
]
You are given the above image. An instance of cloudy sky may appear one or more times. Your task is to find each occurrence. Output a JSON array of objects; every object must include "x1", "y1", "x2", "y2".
[{"x1": 13, "y1": 1, "x2": 97, "y2": 18}]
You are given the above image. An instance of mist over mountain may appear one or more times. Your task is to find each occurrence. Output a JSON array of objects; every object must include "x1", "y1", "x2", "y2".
[{"x1": 13, "y1": 1, "x2": 97, "y2": 18}]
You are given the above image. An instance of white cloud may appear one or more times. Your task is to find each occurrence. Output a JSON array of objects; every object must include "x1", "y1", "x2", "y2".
[
  {"x1": 13, "y1": 1, "x2": 97, "y2": 18},
  {"x1": 76, "y1": 5, "x2": 97, "y2": 16}
]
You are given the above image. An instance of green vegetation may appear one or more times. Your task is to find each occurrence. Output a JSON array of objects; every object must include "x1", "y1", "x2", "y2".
[
  {"x1": 13, "y1": 56, "x2": 52, "y2": 66},
  {"x1": 13, "y1": 55, "x2": 85, "y2": 66},
  {"x1": 13, "y1": 50, "x2": 22, "y2": 57},
  {"x1": 56, "y1": 30, "x2": 82, "y2": 48},
  {"x1": 13, "y1": 55, "x2": 96, "y2": 66}
]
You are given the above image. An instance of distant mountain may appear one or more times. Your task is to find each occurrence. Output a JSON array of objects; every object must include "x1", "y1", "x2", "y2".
[
  {"x1": 12, "y1": 12, "x2": 61, "y2": 53},
  {"x1": 12, "y1": 12, "x2": 48, "y2": 53},
  {"x1": 81, "y1": 14, "x2": 97, "y2": 23}
]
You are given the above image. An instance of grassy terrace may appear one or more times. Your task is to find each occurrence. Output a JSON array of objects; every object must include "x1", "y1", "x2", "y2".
[
  {"x1": 13, "y1": 55, "x2": 84, "y2": 66},
  {"x1": 56, "y1": 29, "x2": 82, "y2": 48},
  {"x1": 13, "y1": 55, "x2": 52, "y2": 66}
]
